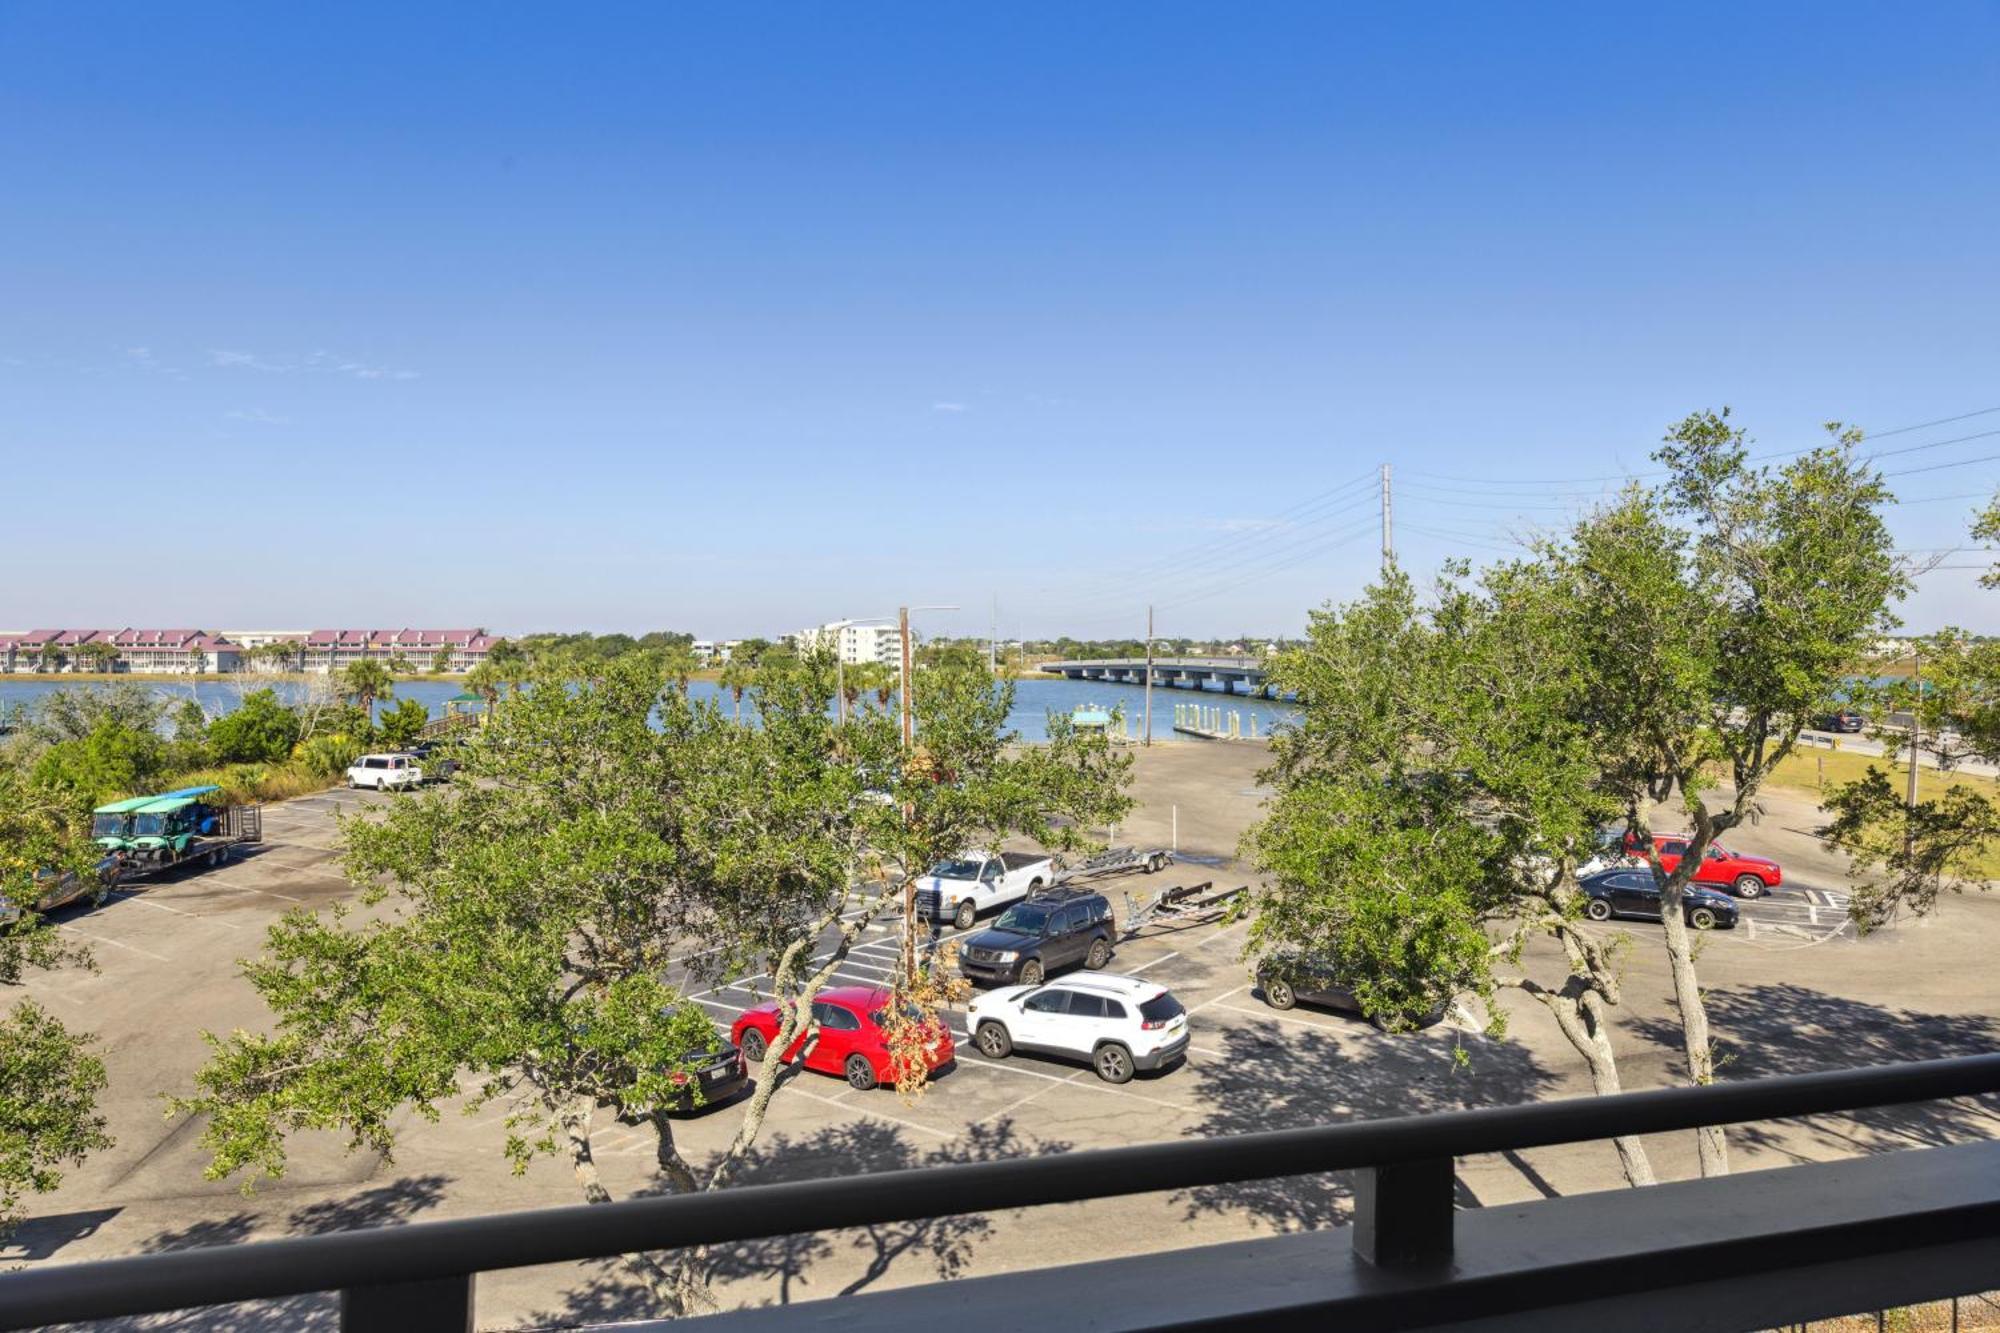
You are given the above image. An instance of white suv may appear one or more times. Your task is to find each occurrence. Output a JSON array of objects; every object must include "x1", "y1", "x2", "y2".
[
  {"x1": 965, "y1": 972, "x2": 1189, "y2": 1083},
  {"x1": 346, "y1": 753, "x2": 423, "y2": 791}
]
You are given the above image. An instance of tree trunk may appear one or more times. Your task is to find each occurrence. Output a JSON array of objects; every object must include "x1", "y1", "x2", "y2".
[
  {"x1": 1540, "y1": 986, "x2": 1656, "y2": 1186},
  {"x1": 1657, "y1": 889, "x2": 1729, "y2": 1176},
  {"x1": 562, "y1": 1100, "x2": 693, "y2": 1318}
]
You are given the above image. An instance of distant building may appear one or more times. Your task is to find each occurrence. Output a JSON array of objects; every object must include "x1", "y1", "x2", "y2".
[
  {"x1": 691, "y1": 640, "x2": 717, "y2": 663},
  {"x1": 794, "y1": 620, "x2": 903, "y2": 666},
  {"x1": 0, "y1": 626, "x2": 492, "y2": 674},
  {"x1": 0, "y1": 628, "x2": 243, "y2": 674},
  {"x1": 299, "y1": 629, "x2": 497, "y2": 674}
]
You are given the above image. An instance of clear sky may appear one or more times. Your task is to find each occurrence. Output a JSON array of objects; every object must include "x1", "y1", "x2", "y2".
[{"x1": 4, "y1": 3, "x2": 1997, "y2": 642}]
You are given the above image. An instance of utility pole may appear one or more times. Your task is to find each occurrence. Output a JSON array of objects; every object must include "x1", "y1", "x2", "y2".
[
  {"x1": 1144, "y1": 604, "x2": 1154, "y2": 746},
  {"x1": 1906, "y1": 646, "x2": 1923, "y2": 852},
  {"x1": 989, "y1": 594, "x2": 998, "y2": 676},
  {"x1": 1380, "y1": 462, "x2": 1394, "y2": 571},
  {"x1": 899, "y1": 604, "x2": 916, "y2": 981},
  {"x1": 898, "y1": 605, "x2": 914, "y2": 750}
]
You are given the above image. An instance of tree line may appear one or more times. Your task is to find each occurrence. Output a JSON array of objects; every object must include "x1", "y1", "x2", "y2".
[{"x1": 1242, "y1": 409, "x2": 1993, "y2": 1186}]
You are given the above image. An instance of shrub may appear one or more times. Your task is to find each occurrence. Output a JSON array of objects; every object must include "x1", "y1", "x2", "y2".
[{"x1": 208, "y1": 691, "x2": 303, "y2": 765}]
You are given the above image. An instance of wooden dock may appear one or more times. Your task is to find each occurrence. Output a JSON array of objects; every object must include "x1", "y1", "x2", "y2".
[{"x1": 1172, "y1": 702, "x2": 1262, "y2": 740}]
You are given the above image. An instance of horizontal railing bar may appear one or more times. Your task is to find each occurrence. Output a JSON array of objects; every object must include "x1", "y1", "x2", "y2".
[{"x1": 5, "y1": 1052, "x2": 1999, "y2": 1329}]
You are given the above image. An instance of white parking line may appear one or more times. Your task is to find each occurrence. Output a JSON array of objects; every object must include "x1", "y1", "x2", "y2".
[
  {"x1": 1210, "y1": 1001, "x2": 1343, "y2": 1032},
  {"x1": 118, "y1": 897, "x2": 245, "y2": 930},
  {"x1": 1186, "y1": 983, "x2": 1250, "y2": 1015},
  {"x1": 58, "y1": 925, "x2": 170, "y2": 962},
  {"x1": 1124, "y1": 951, "x2": 1181, "y2": 974},
  {"x1": 968, "y1": 1078, "x2": 1073, "y2": 1128},
  {"x1": 784, "y1": 1084, "x2": 955, "y2": 1140},
  {"x1": 952, "y1": 1055, "x2": 1185, "y2": 1110}
]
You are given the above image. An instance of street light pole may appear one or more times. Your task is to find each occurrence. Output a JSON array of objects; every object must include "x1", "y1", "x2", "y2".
[{"x1": 1144, "y1": 604, "x2": 1154, "y2": 746}]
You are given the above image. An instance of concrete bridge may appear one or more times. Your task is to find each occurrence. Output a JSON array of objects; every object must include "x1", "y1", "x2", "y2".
[{"x1": 1041, "y1": 656, "x2": 1279, "y2": 696}]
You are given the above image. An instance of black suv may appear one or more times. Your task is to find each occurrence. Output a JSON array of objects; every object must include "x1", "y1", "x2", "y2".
[{"x1": 958, "y1": 889, "x2": 1115, "y2": 987}]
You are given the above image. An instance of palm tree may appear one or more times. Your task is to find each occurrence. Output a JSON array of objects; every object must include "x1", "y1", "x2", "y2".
[
  {"x1": 464, "y1": 660, "x2": 504, "y2": 718},
  {"x1": 658, "y1": 645, "x2": 697, "y2": 695},
  {"x1": 867, "y1": 661, "x2": 897, "y2": 709},
  {"x1": 338, "y1": 659, "x2": 396, "y2": 720},
  {"x1": 718, "y1": 658, "x2": 755, "y2": 723}
]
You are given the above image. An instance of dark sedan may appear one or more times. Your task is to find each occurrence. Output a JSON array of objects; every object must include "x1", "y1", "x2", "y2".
[
  {"x1": 1253, "y1": 952, "x2": 1446, "y2": 1029},
  {"x1": 1814, "y1": 710, "x2": 1865, "y2": 734},
  {"x1": 1580, "y1": 869, "x2": 1740, "y2": 930},
  {"x1": 665, "y1": 1042, "x2": 749, "y2": 1111}
]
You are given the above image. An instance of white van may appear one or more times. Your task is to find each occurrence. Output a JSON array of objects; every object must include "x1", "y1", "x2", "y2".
[{"x1": 346, "y1": 753, "x2": 423, "y2": 791}]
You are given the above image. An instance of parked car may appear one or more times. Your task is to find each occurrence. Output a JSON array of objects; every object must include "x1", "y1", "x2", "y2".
[
  {"x1": 959, "y1": 889, "x2": 1115, "y2": 987},
  {"x1": 1253, "y1": 951, "x2": 1446, "y2": 1029},
  {"x1": 1622, "y1": 832, "x2": 1782, "y2": 898},
  {"x1": 663, "y1": 1039, "x2": 748, "y2": 1112},
  {"x1": 1580, "y1": 869, "x2": 1740, "y2": 930},
  {"x1": 913, "y1": 849, "x2": 1055, "y2": 929},
  {"x1": 347, "y1": 753, "x2": 423, "y2": 791},
  {"x1": 730, "y1": 986, "x2": 955, "y2": 1091},
  {"x1": 0, "y1": 858, "x2": 121, "y2": 925},
  {"x1": 401, "y1": 740, "x2": 460, "y2": 783},
  {"x1": 1815, "y1": 710, "x2": 1866, "y2": 733},
  {"x1": 966, "y1": 972, "x2": 1188, "y2": 1084}
]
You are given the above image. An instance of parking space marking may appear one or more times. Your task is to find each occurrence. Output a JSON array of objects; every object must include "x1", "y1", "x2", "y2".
[
  {"x1": 21, "y1": 979, "x2": 86, "y2": 1007},
  {"x1": 1124, "y1": 951, "x2": 1181, "y2": 974},
  {"x1": 58, "y1": 925, "x2": 170, "y2": 962},
  {"x1": 784, "y1": 1084, "x2": 956, "y2": 1140},
  {"x1": 1186, "y1": 983, "x2": 1250, "y2": 1016},
  {"x1": 1210, "y1": 1001, "x2": 1341, "y2": 1032},
  {"x1": 952, "y1": 1055, "x2": 1185, "y2": 1110},
  {"x1": 116, "y1": 896, "x2": 245, "y2": 930}
]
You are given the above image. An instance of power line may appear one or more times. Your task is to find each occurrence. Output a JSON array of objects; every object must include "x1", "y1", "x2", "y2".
[
  {"x1": 1882, "y1": 453, "x2": 2000, "y2": 479},
  {"x1": 1864, "y1": 405, "x2": 2000, "y2": 440},
  {"x1": 1035, "y1": 487, "x2": 1380, "y2": 617},
  {"x1": 1402, "y1": 406, "x2": 2000, "y2": 489},
  {"x1": 1152, "y1": 516, "x2": 1382, "y2": 613},
  {"x1": 1047, "y1": 468, "x2": 1375, "y2": 599}
]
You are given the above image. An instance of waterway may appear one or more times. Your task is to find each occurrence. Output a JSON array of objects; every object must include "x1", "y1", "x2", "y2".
[{"x1": 0, "y1": 674, "x2": 1299, "y2": 743}]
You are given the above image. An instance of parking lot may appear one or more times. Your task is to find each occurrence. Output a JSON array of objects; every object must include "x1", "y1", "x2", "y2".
[{"x1": 11, "y1": 746, "x2": 2000, "y2": 1328}]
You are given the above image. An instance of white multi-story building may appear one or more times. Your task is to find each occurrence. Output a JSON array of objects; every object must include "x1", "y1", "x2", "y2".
[{"x1": 793, "y1": 620, "x2": 904, "y2": 666}]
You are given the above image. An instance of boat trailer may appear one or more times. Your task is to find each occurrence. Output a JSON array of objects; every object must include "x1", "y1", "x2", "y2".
[
  {"x1": 1049, "y1": 845, "x2": 1174, "y2": 886},
  {"x1": 1121, "y1": 879, "x2": 1247, "y2": 934}
]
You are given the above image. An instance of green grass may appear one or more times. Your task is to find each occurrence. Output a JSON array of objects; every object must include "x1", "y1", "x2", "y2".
[{"x1": 1765, "y1": 746, "x2": 2000, "y2": 877}]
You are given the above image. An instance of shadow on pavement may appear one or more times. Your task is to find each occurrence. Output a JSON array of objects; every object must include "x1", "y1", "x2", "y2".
[
  {"x1": 1634, "y1": 983, "x2": 2000, "y2": 1161},
  {"x1": 1178, "y1": 1022, "x2": 1557, "y2": 1230},
  {"x1": 286, "y1": 1172, "x2": 450, "y2": 1235},
  {"x1": 38, "y1": 1175, "x2": 455, "y2": 1331},
  {"x1": 1, "y1": 1206, "x2": 122, "y2": 1261},
  {"x1": 530, "y1": 1116, "x2": 1071, "y2": 1326}
]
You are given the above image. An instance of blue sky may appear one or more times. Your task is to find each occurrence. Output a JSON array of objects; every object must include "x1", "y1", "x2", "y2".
[{"x1": 4, "y1": 3, "x2": 1997, "y2": 640}]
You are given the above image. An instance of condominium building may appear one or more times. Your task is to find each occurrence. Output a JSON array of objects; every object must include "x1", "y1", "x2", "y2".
[
  {"x1": 297, "y1": 629, "x2": 498, "y2": 674},
  {"x1": 0, "y1": 628, "x2": 244, "y2": 674},
  {"x1": 793, "y1": 620, "x2": 904, "y2": 666},
  {"x1": 0, "y1": 626, "x2": 494, "y2": 674}
]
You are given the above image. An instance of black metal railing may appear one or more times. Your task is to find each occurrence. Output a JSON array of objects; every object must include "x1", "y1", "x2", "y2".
[{"x1": 4, "y1": 1053, "x2": 2000, "y2": 1331}]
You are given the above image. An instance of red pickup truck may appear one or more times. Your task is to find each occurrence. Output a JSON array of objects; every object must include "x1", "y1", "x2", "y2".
[{"x1": 1623, "y1": 833, "x2": 1782, "y2": 899}]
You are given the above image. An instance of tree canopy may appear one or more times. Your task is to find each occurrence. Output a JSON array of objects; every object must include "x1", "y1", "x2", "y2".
[
  {"x1": 1245, "y1": 410, "x2": 1905, "y2": 1184},
  {"x1": 175, "y1": 647, "x2": 1130, "y2": 1314}
]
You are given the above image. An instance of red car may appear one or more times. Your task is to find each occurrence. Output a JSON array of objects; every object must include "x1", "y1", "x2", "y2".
[
  {"x1": 1623, "y1": 833, "x2": 1782, "y2": 899},
  {"x1": 731, "y1": 986, "x2": 955, "y2": 1091}
]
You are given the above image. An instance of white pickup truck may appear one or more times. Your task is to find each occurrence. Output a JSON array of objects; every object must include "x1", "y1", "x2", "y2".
[{"x1": 914, "y1": 850, "x2": 1055, "y2": 930}]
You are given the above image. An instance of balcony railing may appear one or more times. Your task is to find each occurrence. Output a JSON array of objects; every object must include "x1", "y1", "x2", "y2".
[{"x1": 3, "y1": 1054, "x2": 1999, "y2": 1331}]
